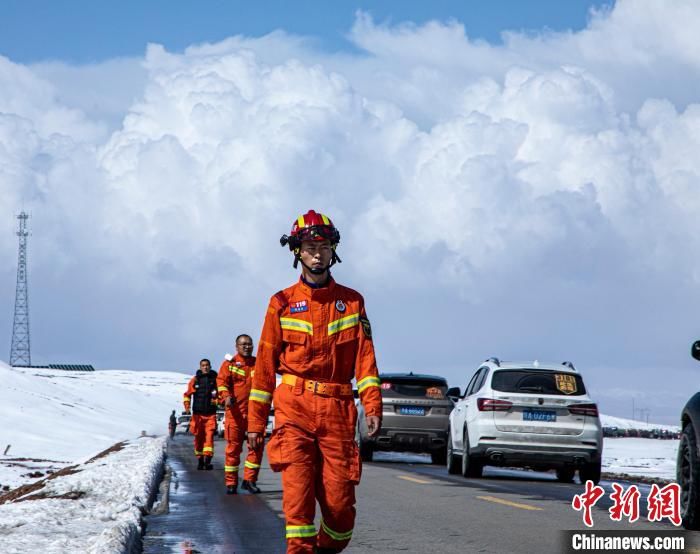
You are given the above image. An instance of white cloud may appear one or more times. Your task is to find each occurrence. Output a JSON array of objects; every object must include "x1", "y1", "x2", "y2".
[{"x1": 1, "y1": 0, "x2": 699, "y2": 422}]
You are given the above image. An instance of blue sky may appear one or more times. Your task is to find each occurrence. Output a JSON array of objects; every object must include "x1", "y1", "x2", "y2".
[{"x1": 1, "y1": 0, "x2": 612, "y2": 63}]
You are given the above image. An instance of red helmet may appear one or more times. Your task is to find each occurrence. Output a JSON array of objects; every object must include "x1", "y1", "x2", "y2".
[{"x1": 280, "y1": 210, "x2": 342, "y2": 269}]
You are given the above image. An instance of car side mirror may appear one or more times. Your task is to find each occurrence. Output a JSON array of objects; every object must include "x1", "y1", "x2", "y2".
[
  {"x1": 692, "y1": 341, "x2": 700, "y2": 362},
  {"x1": 446, "y1": 387, "x2": 461, "y2": 402}
]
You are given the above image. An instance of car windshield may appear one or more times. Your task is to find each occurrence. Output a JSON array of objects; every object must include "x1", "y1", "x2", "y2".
[
  {"x1": 491, "y1": 370, "x2": 587, "y2": 396},
  {"x1": 380, "y1": 377, "x2": 448, "y2": 399}
]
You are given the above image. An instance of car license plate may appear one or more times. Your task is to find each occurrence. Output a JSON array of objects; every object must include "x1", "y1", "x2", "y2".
[
  {"x1": 398, "y1": 406, "x2": 426, "y2": 416},
  {"x1": 523, "y1": 409, "x2": 556, "y2": 422}
]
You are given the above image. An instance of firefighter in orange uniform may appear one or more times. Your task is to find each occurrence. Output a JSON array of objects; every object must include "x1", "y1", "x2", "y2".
[
  {"x1": 183, "y1": 359, "x2": 219, "y2": 470},
  {"x1": 217, "y1": 334, "x2": 265, "y2": 494},
  {"x1": 247, "y1": 210, "x2": 382, "y2": 554}
]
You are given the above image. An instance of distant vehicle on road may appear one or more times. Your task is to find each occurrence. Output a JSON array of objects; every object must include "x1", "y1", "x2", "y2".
[
  {"x1": 356, "y1": 373, "x2": 453, "y2": 464},
  {"x1": 447, "y1": 358, "x2": 603, "y2": 483},
  {"x1": 177, "y1": 413, "x2": 192, "y2": 434},
  {"x1": 216, "y1": 410, "x2": 225, "y2": 438},
  {"x1": 678, "y1": 340, "x2": 700, "y2": 529},
  {"x1": 266, "y1": 406, "x2": 275, "y2": 437}
]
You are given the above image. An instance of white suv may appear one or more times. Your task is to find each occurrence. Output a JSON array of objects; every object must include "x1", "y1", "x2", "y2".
[{"x1": 447, "y1": 358, "x2": 603, "y2": 483}]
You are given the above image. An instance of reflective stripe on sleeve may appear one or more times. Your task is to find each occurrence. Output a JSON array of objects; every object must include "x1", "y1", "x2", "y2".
[
  {"x1": 286, "y1": 524, "x2": 317, "y2": 539},
  {"x1": 229, "y1": 365, "x2": 246, "y2": 376},
  {"x1": 357, "y1": 375, "x2": 381, "y2": 393},
  {"x1": 280, "y1": 317, "x2": 313, "y2": 335},
  {"x1": 327, "y1": 313, "x2": 359, "y2": 336},
  {"x1": 217, "y1": 385, "x2": 229, "y2": 392},
  {"x1": 250, "y1": 389, "x2": 272, "y2": 404},
  {"x1": 244, "y1": 460, "x2": 261, "y2": 469},
  {"x1": 321, "y1": 519, "x2": 353, "y2": 541}
]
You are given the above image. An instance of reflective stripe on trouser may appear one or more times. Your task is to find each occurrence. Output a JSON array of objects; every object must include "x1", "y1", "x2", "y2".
[
  {"x1": 224, "y1": 421, "x2": 263, "y2": 486},
  {"x1": 269, "y1": 384, "x2": 360, "y2": 553},
  {"x1": 191, "y1": 413, "x2": 217, "y2": 459}
]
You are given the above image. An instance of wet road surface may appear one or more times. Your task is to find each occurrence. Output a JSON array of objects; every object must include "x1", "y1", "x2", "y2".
[
  {"x1": 142, "y1": 433, "x2": 285, "y2": 554},
  {"x1": 144, "y1": 437, "x2": 698, "y2": 553}
]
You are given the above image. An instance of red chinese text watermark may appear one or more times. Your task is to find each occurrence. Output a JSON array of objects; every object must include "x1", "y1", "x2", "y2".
[{"x1": 572, "y1": 481, "x2": 681, "y2": 527}]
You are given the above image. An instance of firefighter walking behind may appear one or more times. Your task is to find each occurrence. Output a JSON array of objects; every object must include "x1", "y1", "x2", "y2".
[
  {"x1": 183, "y1": 359, "x2": 219, "y2": 470},
  {"x1": 247, "y1": 210, "x2": 382, "y2": 554},
  {"x1": 217, "y1": 334, "x2": 265, "y2": 494}
]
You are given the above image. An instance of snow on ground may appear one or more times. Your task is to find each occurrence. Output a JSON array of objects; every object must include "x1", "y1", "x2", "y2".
[
  {"x1": 0, "y1": 360, "x2": 187, "y2": 552},
  {"x1": 0, "y1": 437, "x2": 165, "y2": 554},
  {"x1": 603, "y1": 437, "x2": 678, "y2": 481}
]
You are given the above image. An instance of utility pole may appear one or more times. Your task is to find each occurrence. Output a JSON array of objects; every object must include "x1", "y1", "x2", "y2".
[{"x1": 9, "y1": 212, "x2": 31, "y2": 366}]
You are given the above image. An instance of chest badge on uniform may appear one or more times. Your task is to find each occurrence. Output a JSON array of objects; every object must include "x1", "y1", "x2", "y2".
[
  {"x1": 290, "y1": 300, "x2": 309, "y2": 314},
  {"x1": 335, "y1": 299, "x2": 346, "y2": 313}
]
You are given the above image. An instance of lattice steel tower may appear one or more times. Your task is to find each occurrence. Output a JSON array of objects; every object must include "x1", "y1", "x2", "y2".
[{"x1": 10, "y1": 212, "x2": 31, "y2": 366}]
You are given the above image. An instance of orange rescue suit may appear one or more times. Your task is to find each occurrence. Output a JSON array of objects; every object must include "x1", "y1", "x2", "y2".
[
  {"x1": 248, "y1": 277, "x2": 382, "y2": 554},
  {"x1": 217, "y1": 353, "x2": 263, "y2": 486}
]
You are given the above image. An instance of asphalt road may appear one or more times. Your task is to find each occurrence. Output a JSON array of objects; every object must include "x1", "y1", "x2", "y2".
[
  {"x1": 144, "y1": 435, "x2": 698, "y2": 553},
  {"x1": 142, "y1": 433, "x2": 285, "y2": 553}
]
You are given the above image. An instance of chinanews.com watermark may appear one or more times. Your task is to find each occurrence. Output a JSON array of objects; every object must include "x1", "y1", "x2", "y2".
[
  {"x1": 562, "y1": 531, "x2": 687, "y2": 553},
  {"x1": 561, "y1": 481, "x2": 692, "y2": 553}
]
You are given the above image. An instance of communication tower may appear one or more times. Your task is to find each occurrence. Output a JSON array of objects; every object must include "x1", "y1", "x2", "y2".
[{"x1": 9, "y1": 212, "x2": 31, "y2": 366}]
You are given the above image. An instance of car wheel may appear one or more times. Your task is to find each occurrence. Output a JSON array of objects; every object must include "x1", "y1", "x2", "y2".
[
  {"x1": 446, "y1": 431, "x2": 460, "y2": 475},
  {"x1": 679, "y1": 423, "x2": 700, "y2": 529},
  {"x1": 556, "y1": 468, "x2": 575, "y2": 483},
  {"x1": 461, "y1": 428, "x2": 483, "y2": 478},
  {"x1": 359, "y1": 440, "x2": 374, "y2": 462},
  {"x1": 579, "y1": 461, "x2": 601, "y2": 485}
]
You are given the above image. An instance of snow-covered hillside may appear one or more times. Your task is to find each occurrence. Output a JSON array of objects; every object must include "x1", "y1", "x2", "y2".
[
  {"x1": 0, "y1": 360, "x2": 189, "y2": 553},
  {"x1": 0, "y1": 360, "x2": 187, "y2": 489},
  {"x1": 600, "y1": 413, "x2": 680, "y2": 432}
]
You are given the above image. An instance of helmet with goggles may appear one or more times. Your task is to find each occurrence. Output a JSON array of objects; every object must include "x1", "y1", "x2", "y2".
[{"x1": 280, "y1": 210, "x2": 342, "y2": 272}]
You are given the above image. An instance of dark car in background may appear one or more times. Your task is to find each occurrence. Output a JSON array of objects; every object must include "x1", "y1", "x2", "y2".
[
  {"x1": 356, "y1": 373, "x2": 454, "y2": 464},
  {"x1": 678, "y1": 340, "x2": 700, "y2": 529}
]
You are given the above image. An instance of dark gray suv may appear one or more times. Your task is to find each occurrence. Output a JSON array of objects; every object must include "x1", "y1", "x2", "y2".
[
  {"x1": 678, "y1": 340, "x2": 700, "y2": 529},
  {"x1": 357, "y1": 373, "x2": 453, "y2": 464}
]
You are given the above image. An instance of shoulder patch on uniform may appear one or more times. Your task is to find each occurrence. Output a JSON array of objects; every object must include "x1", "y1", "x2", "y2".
[{"x1": 360, "y1": 316, "x2": 372, "y2": 339}]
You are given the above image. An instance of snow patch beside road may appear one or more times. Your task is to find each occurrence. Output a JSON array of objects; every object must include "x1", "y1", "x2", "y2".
[
  {"x1": 603, "y1": 437, "x2": 678, "y2": 481},
  {"x1": 0, "y1": 437, "x2": 165, "y2": 554}
]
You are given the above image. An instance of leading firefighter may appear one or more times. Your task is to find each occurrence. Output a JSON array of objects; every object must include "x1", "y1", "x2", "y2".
[{"x1": 247, "y1": 210, "x2": 382, "y2": 554}]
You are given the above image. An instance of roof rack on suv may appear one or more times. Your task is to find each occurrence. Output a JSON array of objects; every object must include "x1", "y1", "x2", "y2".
[
  {"x1": 561, "y1": 361, "x2": 576, "y2": 371},
  {"x1": 485, "y1": 357, "x2": 500, "y2": 367}
]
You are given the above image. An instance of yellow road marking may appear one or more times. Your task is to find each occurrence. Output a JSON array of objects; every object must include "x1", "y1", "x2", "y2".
[
  {"x1": 396, "y1": 474, "x2": 432, "y2": 485},
  {"x1": 477, "y1": 495, "x2": 543, "y2": 511}
]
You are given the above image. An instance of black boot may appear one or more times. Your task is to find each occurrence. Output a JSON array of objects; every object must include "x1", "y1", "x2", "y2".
[
  {"x1": 241, "y1": 480, "x2": 261, "y2": 494},
  {"x1": 226, "y1": 485, "x2": 237, "y2": 495},
  {"x1": 204, "y1": 456, "x2": 214, "y2": 470},
  {"x1": 314, "y1": 548, "x2": 340, "y2": 554},
  {"x1": 197, "y1": 457, "x2": 205, "y2": 470}
]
